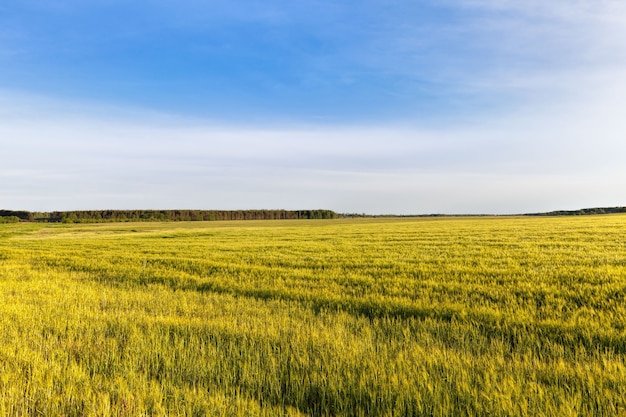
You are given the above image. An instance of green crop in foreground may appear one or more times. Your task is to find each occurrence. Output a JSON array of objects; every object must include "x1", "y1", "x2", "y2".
[{"x1": 1, "y1": 216, "x2": 626, "y2": 416}]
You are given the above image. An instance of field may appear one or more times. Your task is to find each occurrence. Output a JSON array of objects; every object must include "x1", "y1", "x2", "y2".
[{"x1": 1, "y1": 215, "x2": 626, "y2": 416}]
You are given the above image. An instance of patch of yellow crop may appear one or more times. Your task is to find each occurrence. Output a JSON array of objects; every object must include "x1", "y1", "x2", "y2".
[{"x1": 1, "y1": 215, "x2": 626, "y2": 415}]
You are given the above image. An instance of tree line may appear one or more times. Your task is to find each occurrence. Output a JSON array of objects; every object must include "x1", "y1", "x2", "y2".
[
  {"x1": 524, "y1": 207, "x2": 626, "y2": 216},
  {"x1": 0, "y1": 209, "x2": 338, "y2": 223}
]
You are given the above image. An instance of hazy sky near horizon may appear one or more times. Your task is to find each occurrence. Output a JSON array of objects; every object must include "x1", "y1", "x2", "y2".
[{"x1": 1, "y1": 0, "x2": 625, "y2": 214}]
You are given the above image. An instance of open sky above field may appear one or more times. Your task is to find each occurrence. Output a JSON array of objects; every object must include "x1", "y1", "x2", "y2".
[{"x1": 1, "y1": 1, "x2": 625, "y2": 214}]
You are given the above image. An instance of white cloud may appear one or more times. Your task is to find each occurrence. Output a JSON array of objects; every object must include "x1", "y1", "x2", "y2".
[
  {"x1": 1, "y1": 84, "x2": 625, "y2": 214},
  {"x1": 377, "y1": 0, "x2": 626, "y2": 105}
]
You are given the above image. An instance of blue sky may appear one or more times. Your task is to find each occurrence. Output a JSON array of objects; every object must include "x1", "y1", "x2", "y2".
[{"x1": 1, "y1": 0, "x2": 625, "y2": 214}]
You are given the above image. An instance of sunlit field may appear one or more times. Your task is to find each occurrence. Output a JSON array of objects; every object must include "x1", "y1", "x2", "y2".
[{"x1": 1, "y1": 216, "x2": 626, "y2": 416}]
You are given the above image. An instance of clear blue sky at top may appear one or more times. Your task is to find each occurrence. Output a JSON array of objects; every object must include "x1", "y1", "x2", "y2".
[{"x1": 1, "y1": 0, "x2": 518, "y2": 124}]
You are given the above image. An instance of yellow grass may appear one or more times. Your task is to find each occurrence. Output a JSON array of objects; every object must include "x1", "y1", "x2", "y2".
[{"x1": 1, "y1": 216, "x2": 626, "y2": 416}]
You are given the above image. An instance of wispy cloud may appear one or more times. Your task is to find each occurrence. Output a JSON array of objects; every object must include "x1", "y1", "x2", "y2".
[{"x1": 1, "y1": 84, "x2": 625, "y2": 213}]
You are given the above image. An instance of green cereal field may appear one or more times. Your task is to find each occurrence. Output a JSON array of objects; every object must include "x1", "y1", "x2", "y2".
[{"x1": 1, "y1": 215, "x2": 626, "y2": 416}]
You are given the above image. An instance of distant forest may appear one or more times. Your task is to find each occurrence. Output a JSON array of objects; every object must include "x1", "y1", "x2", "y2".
[
  {"x1": 1, "y1": 207, "x2": 625, "y2": 224},
  {"x1": 523, "y1": 207, "x2": 626, "y2": 216},
  {"x1": 0, "y1": 209, "x2": 338, "y2": 223}
]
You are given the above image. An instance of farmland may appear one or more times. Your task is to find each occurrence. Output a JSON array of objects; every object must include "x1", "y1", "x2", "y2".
[{"x1": 1, "y1": 215, "x2": 626, "y2": 416}]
